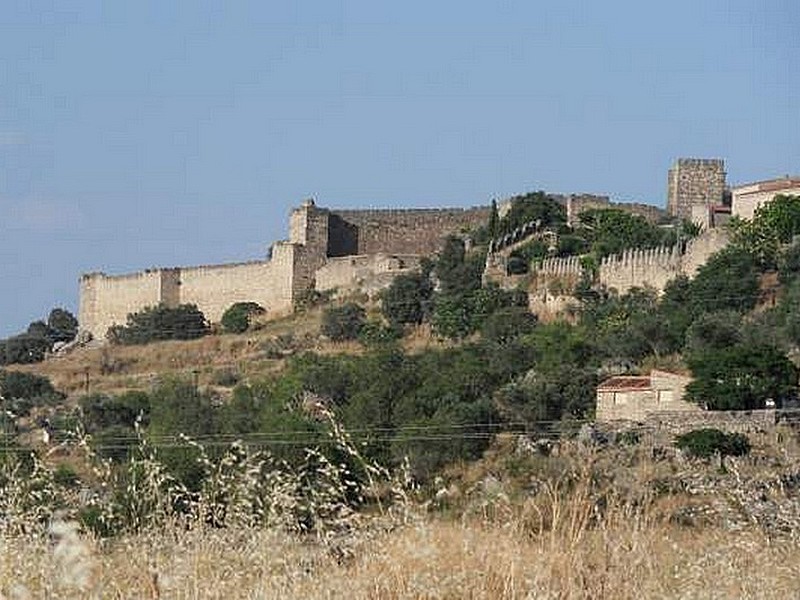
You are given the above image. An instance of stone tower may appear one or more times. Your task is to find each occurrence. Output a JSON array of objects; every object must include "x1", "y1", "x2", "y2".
[{"x1": 667, "y1": 158, "x2": 726, "y2": 219}]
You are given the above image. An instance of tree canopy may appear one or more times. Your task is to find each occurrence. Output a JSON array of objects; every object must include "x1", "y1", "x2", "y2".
[
  {"x1": 107, "y1": 304, "x2": 210, "y2": 345},
  {"x1": 685, "y1": 344, "x2": 797, "y2": 410}
]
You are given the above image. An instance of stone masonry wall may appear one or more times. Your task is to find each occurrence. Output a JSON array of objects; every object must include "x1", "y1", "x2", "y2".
[
  {"x1": 510, "y1": 228, "x2": 730, "y2": 319},
  {"x1": 667, "y1": 158, "x2": 726, "y2": 219},
  {"x1": 290, "y1": 202, "x2": 331, "y2": 299},
  {"x1": 178, "y1": 249, "x2": 295, "y2": 325},
  {"x1": 315, "y1": 254, "x2": 421, "y2": 298},
  {"x1": 79, "y1": 270, "x2": 164, "y2": 341},
  {"x1": 599, "y1": 246, "x2": 683, "y2": 293},
  {"x1": 681, "y1": 227, "x2": 730, "y2": 277},
  {"x1": 78, "y1": 201, "x2": 489, "y2": 340},
  {"x1": 329, "y1": 207, "x2": 490, "y2": 256},
  {"x1": 558, "y1": 194, "x2": 667, "y2": 225},
  {"x1": 79, "y1": 243, "x2": 297, "y2": 341}
]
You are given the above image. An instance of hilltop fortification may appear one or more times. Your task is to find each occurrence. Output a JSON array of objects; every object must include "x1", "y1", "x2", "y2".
[
  {"x1": 79, "y1": 200, "x2": 489, "y2": 340},
  {"x1": 80, "y1": 158, "x2": 746, "y2": 340}
]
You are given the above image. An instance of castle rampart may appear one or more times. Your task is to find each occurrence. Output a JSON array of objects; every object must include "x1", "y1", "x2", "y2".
[
  {"x1": 515, "y1": 228, "x2": 730, "y2": 305},
  {"x1": 78, "y1": 253, "x2": 298, "y2": 341},
  {"x1": 78, "y1": 199, "x2": 490, "y2": 341},
  {"x1": 328, "y1": 207, "x2": 490, "y2": 256},
  {"x1": 79, "y1": 270, "x2": 172, "y2": 342},
  {"x1": 599, "y1": 246, "x2": 682, "y2": 293}
]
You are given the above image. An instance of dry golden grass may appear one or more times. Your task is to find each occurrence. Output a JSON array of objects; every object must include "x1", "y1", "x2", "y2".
[
  {"x1": 3, "y1": 499, "x2": 799, "y2": 599},
  {"x1": 4, "y1": 435, "x2": 800, "y2": 599},
  {"x1": 9, "y1": 308, "x2": 449, "y2": 398},
  {"x1": 8, "y1": 309, "x2": 325, "y2": 396}
]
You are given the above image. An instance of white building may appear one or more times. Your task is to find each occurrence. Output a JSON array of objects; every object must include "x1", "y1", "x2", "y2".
[{"x1": 731, "y1": 176, "x2": 800, "y2": 221}]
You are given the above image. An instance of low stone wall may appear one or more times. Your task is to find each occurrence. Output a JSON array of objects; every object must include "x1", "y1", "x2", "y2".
[
  {"x1": 600, "y1": 409, "x2": 780, "y2": 440},
  {"x1": 315, "y1": 254, "x2": 421, "y2": 298}
]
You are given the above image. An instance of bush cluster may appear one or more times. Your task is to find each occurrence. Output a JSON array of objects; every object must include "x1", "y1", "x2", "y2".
[
  {"x1": 0, "y1": 308, "x2": 78, "y2": 366},
  {"x1": 221, "y1": 302, "x2": 265, "y2": 334},
  {"x1": 0, "y1": 370, "x2": 65, "y2": 417},
  {"x1": 675, "y1": 428, "x2": 751, "y2": 460},
  {"x1": 107, "y1": 304, "x2": 210, "y2": 345}
]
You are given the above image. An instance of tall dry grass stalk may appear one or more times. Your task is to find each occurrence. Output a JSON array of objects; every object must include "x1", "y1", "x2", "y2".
[
  {"x1": 3, "y1": 476, "x2": 800, "y2": 598},
  {"x1": 3, "y1": 431, "x2": 800, "y2": 598}
]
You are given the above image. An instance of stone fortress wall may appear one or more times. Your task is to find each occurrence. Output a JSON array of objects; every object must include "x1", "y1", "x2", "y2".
[
  {"x1": 529, "y1": 227, "x2": 730, "y2": 297},
  {"x1": 667, "y1": 158, "x2": 726, "y2": 219},
  {"x1": 79, "y1": 200, "x2": 487, "y2": 340},
  {"x1": 327, "y1": 207, "x2": 490, "y2": 256},
  {"x1": 80, "y1": 157, "x2": 782, "y2": 341},
  {"x1": 79, "y1": 243, "x2": 299, "y2": 343}
]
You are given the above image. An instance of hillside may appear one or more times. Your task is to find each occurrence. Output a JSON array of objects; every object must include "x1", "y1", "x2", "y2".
[{"x1": 4, "y1": 194, "x2": 800, "y2": 598}]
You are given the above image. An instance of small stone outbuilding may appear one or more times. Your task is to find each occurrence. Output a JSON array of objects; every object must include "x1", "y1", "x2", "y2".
[{"x1": 596, "y1": 370, "x2": 700, "y2": 422}]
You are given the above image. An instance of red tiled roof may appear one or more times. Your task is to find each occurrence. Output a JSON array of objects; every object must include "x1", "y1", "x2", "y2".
[{"x1": 597, "y1": 376, "x2": 651, "y2": 392}]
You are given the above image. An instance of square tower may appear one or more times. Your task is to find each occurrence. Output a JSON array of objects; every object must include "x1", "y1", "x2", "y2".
[{"x1": 667, "y1": 158, "x2": 726, "y2": 219}]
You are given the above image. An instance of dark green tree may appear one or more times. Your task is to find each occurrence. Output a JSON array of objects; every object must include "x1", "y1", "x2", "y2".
[
  {"x1": 220, "y1": 302, "x2": 265, "y2": 334},
  {"x1": 689, "y1": 247, "x2": 760, "y2": 314},
  {"x1": 107, "y1": 304, "x2": 210, "y2": 345},
  {"x1": 27, "y1": 320, "x2": 50, "y2": 339},
  {"x1": 675, "y1": 428, "x2": 751, "y2": 464},
  {"x1": 47, "y1": 308, "x2": 78, "y2": 343},
  {"x1": 79, "y1": 391, "x2": 151, "y2": 432},
  {"x1": 685, "y1": 344, "x2": 797, "y2": 410},
  {"x1": 495, "y1": 365, "x2": 597, "y2": 428},
  {"x1": 146, "y1": 378, "x2": 221, "y2": 489},
  {"x1": 0, "y1": 370, "x2": 64, "y2": 416},
  {"x1": 321, "y1": 303, "x2": 366, "y2": 342},
  {"x1": 381, "y1": 273, "x2": 433, "y2": 326},
  {"x1": 480, "y1": 306, "x2": 538, "y2": 344},
  {"x1": 684, "y1": 311, "x2": 743, "y2": 355},
  {"x1": 497, "y1": 191, "x2": 566, "y2": 236},
  {"x1": 577, "y1": 209, "x2": 667, "y2": 259},
  {"x1": 731, "y1": 195, "x2": 800, "y2": 269},
  {"x1": 779, "y1": 242, "x2": 800, "y2": 285},
  {"x1": 0, "y1": 334, "x2": 51, "y2": 365}
]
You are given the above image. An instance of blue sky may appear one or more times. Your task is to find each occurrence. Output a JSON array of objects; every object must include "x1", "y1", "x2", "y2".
[{"x1": 1, "y1": 0, "x2": 798, "y2": 336}]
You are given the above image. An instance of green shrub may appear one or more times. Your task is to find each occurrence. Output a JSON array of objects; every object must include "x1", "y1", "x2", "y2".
[
  {"x1": 358, "y1": 321, "x2": 401, "y2": 347},
  {"x1": 617, "y1": 430, "x2": 641, "y2": 446},
  {"x1": 220, "y1": 302, "x2": 265, "y2": 334},
  {"x1": 321, "y1": 303, "x2": 366, "y2": 342},
  {"x1": 381, "y1": 273, "x2": 433, "y2": 326},
  {"x1": 506, "y1": 255, "x2": 530, "y2": 275},
  {"x1": 79, "y1": 391, "x2": 151, "y2": 432},
  {"x1": 107, "y1": 304, "x2": 210, "y2": 345},
  {"x1": 47, "y1": 308, "x2": 78, "y2": 344},
  {"x1": 0, "y1": 370, "x2": 64, "y2": 416},
  {"x1": 480, "y1": 306, "x2": 537, "y2": 344},
  {"x1": 0, "y1": 334, "x2": 51, "y2": 365},
  {"x1": 295, "y1": 288, "x2": 334, "y2": 312},
  {"x1": 675, "y1": 428, "x2": 751, "y2": 459}
]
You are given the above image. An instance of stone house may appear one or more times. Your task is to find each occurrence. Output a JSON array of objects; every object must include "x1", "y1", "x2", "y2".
[
  {"x1": 731, "y1": 176, "x2": 800, "y2": 221},
  {"x1": 596, "y1": 370, "x2": 699, "y2": 422}
]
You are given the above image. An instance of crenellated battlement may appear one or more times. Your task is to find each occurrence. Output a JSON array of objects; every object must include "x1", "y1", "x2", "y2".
[
  {"x1": 521, "y1": 229, "x2": 730, "y2": 299},
  {"x1": 599, "y1": 245, "x2": 681, "y2": 269},
  {"x1": 537, "y1": 255, "x2": 583, "y2": 277}
]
